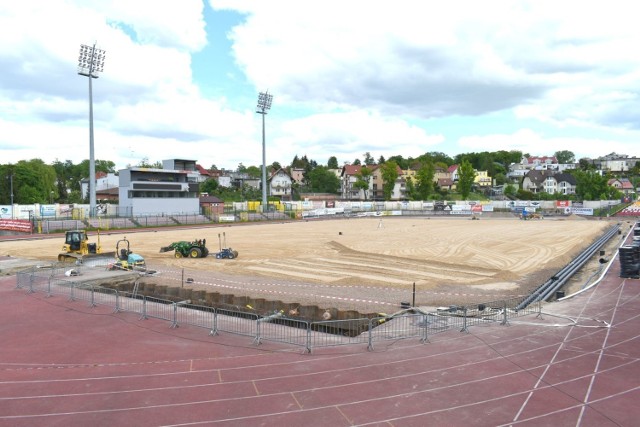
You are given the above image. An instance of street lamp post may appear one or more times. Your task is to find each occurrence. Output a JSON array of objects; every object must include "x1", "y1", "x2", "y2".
[
  {"x1": 77, "y1": 43, "x2": 106, "y2": 217},
  {"x1": 256, "y1": 91, "x2": 273, "y2": 211}
]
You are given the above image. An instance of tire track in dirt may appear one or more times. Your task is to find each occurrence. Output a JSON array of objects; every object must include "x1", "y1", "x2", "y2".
[{"x1": 244, "y1": 241, "x2": 504, "y2": 286}]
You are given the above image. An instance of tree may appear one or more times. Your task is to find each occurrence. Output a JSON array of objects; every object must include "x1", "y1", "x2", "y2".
[
  {"x1": 380, "y1": 161, "x2": 399, "y2": 200},
  {"x1": 573, "y1": 170, "x2": 620, "y2": 200},
  {"x1": 493, "y1": 172, "x2": 506, "y2": 186},
  {"x1": 352, "y1": 158, "x2": 361, "y2": 165},
  {"x1": 388, "y1": 155, "x2": 409, "y2": 170},
  {"x1": 353, "y1": 167, "x2": 372, "y2": 199},
  {"x1": 415, "y1": 162, "x2": 435, "y2": 200},
  {"x1": 425, "y1": 151, "x2": 454, "y2": 166},
  {"x1": 504, "y1": 183, "x2": 517, "y2": 197},
  {"x1": 554, "y1": 150, "x2": 575, "y2": 164},
  {"x1": 378, "y1": 155, "x2": 386, "y2": 164},
  {"x1": 270, "y1": 161, "x2": 282, "y2": 171},
  {"x1": 404, "y1": 177, "x2": 416, "y2": 200},
  {"x1": 578, "y1": 158, "x2": 595, "y2": 171},
  {"x1": 327, "y1": 156, "x2": 339, "y2": 169},
  {"x1": 246, "y1": 166, "x2": 261, "y2": 178},
  {"x1": 132, "y1": 157, "x2": 161, "y2": 169},
  {"x1": 11, "y1": 159, "x2": 57, "y2": 204},
  {"x1": 200, "y1": 178, "x2": 219, "y2": 194},
  {"x1": 363, "y1": 152, "x2": 375, "y2": 166},
  {"x1": 307, "y1": 166, "x2": 340, "y2": 193},
  {"x1": 457, "y1": 159, "x2": 476, "y2": 199}
]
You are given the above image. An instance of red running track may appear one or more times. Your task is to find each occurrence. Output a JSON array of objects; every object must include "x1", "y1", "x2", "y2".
[{"x1": 1, "y1": 251, "x2": 639, "y2": 426}]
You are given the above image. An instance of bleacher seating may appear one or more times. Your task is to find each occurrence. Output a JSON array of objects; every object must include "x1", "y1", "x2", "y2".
[{"x1": 618, "y1": 202, "x2": 640, "y2": 216}]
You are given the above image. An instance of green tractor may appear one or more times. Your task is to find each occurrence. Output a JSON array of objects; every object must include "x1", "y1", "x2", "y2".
[{"x1": 159, "y1": 239, "x2": 210, "y2": 258}]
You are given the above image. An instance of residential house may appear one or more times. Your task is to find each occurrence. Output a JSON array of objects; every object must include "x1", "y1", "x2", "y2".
[
  {"x1": 341, "y1": 164, "x2": 364, "y2": 200},
  {"x1": 370, "y1": 164, "x2": 405, "y2": 200},
  {"x1": 608, "y1": 178, "x2": 635, "y2": 196},
  {"x1": 507, "y1": 163, "x2": 531, "y2": 180},
  {"x1": 474, "y1": 170, "x2": 492, "y2": 188},
  {"x1": 522, "y1": 155, "x2": 558, "y2": 167},
  {"x1": 290, "y1": 168, "x2": 305, "y2": 186},
  {"x1": 438, "y1": 178, "x2": 455, "y2": 191},
  {"x1": 269, "y1": 168, "x2": 293, "y2": 200},
  {"x1": 81, "y1": 171, "x2": 119, "y2": 200},
  {"x1": 433, "y1": 166, "x2": 450, "y2": 183},
  {"x1": 448, "y1": 165, "x2": 459, "y2": 181},
  {"x1": 595, "y1": 153, "x2": 639, "y2": 173},
  {"x1": 445, "y1": 165, "x2": 491, "y2": 189},
  {"x1": 522, "y1": 170, "x2": 576, "y2": 195},
  {"x1": 550, "y1": 173, "x2": 577, "y2": 195},
  {"x1": 195, "y1": 164, "x2": 212, "y2": 183},
  {"x1": 228, "y1": 171, "x2": 260, "y2": 191},
  {"x1": 522, "y1": 170, "x2": 553, "y2": 194}
]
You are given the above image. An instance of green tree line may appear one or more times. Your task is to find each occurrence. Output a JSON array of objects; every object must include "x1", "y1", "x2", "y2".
[{"x1": 2, "y1": 150, "x2": 637, "y2": 204}]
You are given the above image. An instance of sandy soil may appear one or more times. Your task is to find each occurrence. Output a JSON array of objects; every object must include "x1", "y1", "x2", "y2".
[{"x1": 0, "y1": 216, "x2": 614, "y2": 297}]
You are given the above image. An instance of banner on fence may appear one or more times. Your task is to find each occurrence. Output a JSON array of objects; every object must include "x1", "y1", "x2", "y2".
[
  {"x1": 572, "y1": 207, "x2": 594, "y2": 216},
  {"x1": 0, "y1": 206, "x2": 11, "y2": 219},
  {"x1": 0, "y1": 219, "x2": 32, "y2": 232},
  {"x1": 40, "y1": 205, "x2": 56, "y2": 217}
]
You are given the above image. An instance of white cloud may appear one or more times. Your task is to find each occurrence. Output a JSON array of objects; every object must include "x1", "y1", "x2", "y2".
[
  {"x1": 0, "y1": 0, "x2": 245, "y2": 170},
  {"x1": 1, "y1": 0, "x2": 639, "y2": 176},
  {"x1": 216, "y1": 0, "x2": 640, "y2": 130},
  {"x1": 273, "y1": 110, "x2": 444, "y2": 164}
]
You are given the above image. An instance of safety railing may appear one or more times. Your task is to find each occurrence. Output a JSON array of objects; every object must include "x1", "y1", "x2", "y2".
[{"x1": 15, "y1": 268, "x2": 542, "y2": 353}]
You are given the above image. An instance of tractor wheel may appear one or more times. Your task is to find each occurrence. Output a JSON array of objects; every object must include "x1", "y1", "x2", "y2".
[
  {"x1": 189, "y1": 247, "x2": 202, "y2": 258},
  {"x1": 227, "y1": 251, "x2": 235, "y2": 259},
  {"x1": 174, "y1": 251, "x2": 183, "y2": 258}
]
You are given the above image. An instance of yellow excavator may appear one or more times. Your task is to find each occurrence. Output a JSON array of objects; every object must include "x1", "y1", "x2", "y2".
[{"x1": 57, "y1": 230, "x2": 114, "y2": 263}]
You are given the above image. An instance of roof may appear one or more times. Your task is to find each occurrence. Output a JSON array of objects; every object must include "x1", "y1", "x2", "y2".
[
  {"x1": 268, "y1": 168, "x2": 293, "y2": 180},
  {"x1": 554, "y1": 173, "x2": 577, "y2": 185},
  {"x1": 524, "y1": 169, "x2": 555, "y2": 184},
  {"x1": 608, "y1": 178, "x2": 635, "y2": 189},
  {"x1": 199, "y1": 195, "x2": 224, "y2": 203},
  {"x1": 448, "y1": 165, "x2": 458, "y2": 173},
  {"x1": 342, "y1": 165, "x2": 362, "y2": 176},
  {"x1": 195, "y1": 164, "x2": 212, "y2": 177},
  {"x1": 525, "y1": 155, "x2": 558, "y2": 164},
  {"x1": 96, "y1": 187, "x2": 119, "y2": 195}
]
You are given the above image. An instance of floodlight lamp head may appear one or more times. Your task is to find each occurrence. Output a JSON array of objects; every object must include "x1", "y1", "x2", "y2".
[
  {"x1": 256, "y1": 91, "x2": 273, "y2": 113},
  {"x1": 77, "y1": 44, "x2": 106, "y2": 78}
]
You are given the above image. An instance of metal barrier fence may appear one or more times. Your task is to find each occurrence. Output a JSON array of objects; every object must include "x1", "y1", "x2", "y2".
[{"x1": 14, "y1": 265, "x2": 542, "y2": 353}]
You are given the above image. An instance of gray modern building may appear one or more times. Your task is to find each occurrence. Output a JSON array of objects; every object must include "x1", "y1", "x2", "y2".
[{"x1": 118, "y1": 159, "x2": 200, "y2": 215}]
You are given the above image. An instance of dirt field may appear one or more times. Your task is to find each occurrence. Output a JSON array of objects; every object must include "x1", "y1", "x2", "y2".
[{"x1": 0, "y1": 216, "x2": 614, "y2": 300}]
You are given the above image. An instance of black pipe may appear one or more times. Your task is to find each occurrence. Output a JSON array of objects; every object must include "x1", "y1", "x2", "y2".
[{"x1": 516, "y1": 223, "x2": 620, "y2": 310}]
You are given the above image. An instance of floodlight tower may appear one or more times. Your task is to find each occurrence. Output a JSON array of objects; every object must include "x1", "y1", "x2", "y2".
[
  {"x1": 77, "y1": 43, "x2": 106, "y2": 217},
  {"x1": 256, "y1": 91, "x2": 273, "y2": 211}
]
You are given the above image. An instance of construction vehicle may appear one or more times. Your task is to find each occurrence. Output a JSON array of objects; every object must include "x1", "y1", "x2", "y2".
[
  {"x1": 519, "y1": 211, "x2": 543, "y2": 220},
  {"x1": 215, "y1": 232, "x2": 238, "y2": 259},
  {"x1": 159, "y1": 239, "x2": 210, "y2": 258},
  {"x1": 108, "y1": 237, "x2": 147, "y2": 272},
  {"x1": 58, "y1": 230, "x2": 114, "y2": 263}
]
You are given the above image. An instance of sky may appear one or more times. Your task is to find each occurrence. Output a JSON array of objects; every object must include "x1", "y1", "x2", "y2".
[{"x1": 1, "y1": 0, "x2": 639, "y2": 172}]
